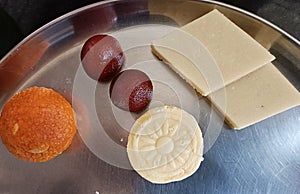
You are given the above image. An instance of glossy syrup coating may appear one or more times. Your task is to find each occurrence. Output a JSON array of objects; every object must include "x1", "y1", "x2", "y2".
[
  {"x1": 80, "y1": 34, "x2": 125, "y2": 82},
  {"x1": 110, "y1": 69, "x2": 153, "y2": 112}
]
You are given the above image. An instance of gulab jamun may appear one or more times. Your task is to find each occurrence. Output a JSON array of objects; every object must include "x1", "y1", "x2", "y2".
[
  {"x1": 109, "y1": 69, "x2": 153, "y2": 112},
  {"x1": 80, "y1": 34, "x2": 125, "y2": 82}
]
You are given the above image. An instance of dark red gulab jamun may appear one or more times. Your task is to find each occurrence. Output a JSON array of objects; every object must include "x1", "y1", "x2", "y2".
[
  {"x1": 109, "y1": 69, "x2": 153, "y2": 112},
  {"x1": 80, "y1": 34, "x2": 125, "y2": 82}
]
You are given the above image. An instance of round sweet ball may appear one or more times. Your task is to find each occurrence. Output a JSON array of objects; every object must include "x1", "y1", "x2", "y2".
[
  {"x1": 110, "y1": 69, "x2": 153, "y2": 112},
  {"x1": 81, "y1": 34, "x2": 125, "y2": 82},
  {"x1": 0, "y1": 87, "x2": 77, "y2": 162}
]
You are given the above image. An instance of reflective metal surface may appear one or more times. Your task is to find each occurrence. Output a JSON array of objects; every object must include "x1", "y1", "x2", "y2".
[{"x1": 0, "y1": 0, "x2": 299, "y2": 193}]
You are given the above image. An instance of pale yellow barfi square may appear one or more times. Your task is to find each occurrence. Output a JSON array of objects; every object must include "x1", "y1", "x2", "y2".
[
  {"x1": 208, "y1": 63, "x2": 300, "y2": 129},
  {"x1": 152, "y1": 9, "x2": 275, "y2": 96}
]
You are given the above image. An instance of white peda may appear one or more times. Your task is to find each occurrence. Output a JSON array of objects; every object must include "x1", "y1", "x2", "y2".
[{"x1": 127, "y1": 105, "x2": 204, "y2": 184}]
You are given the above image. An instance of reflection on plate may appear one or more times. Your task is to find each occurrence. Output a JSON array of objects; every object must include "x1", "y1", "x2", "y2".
[{"x1": 0, "y1": 0, "x2": 299, "y2": 193}]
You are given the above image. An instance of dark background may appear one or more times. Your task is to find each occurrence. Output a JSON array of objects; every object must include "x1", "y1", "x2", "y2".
[
  {"x1": 0, "y1": 1, "x2": 299, "y2": 193},
  {"x1": 0, "y1": 0, "x2": 299, "y2": 57}
]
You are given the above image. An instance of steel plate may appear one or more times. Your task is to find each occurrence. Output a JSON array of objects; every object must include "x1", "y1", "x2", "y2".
[{"x1": 0, "y1": 0, "x2": 299, "y2": 193}]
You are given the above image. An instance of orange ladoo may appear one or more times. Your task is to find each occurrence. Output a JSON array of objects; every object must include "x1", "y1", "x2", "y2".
[{"x1": 0, "y1": 87, "x2": 77, "y2": 162}]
